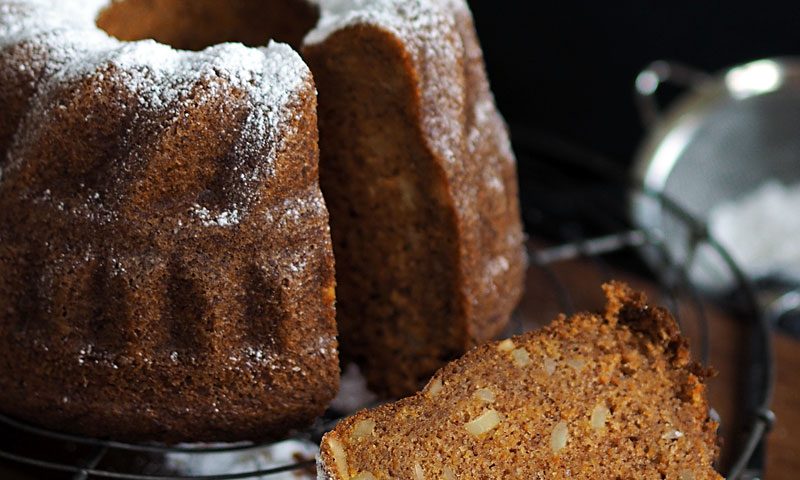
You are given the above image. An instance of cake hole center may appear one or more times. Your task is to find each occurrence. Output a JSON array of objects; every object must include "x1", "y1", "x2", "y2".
[{"x1": 96, "y1": 0, "x2": 319, "y2": 51}]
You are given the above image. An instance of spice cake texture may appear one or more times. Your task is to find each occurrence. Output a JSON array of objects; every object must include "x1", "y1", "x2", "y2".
[{"x1": 319, "y1": 283, "x2": 722, "y2": 479}]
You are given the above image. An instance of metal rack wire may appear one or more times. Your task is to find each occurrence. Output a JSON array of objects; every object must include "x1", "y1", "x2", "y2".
[{"x1": 0, "y1": 135, "x2": 774, "y2": 479}]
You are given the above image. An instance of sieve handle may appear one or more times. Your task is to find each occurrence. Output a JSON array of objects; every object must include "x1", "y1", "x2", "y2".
[
  {"x1": 634, "y1": 60, "x2": 710, "y2": 128},
  {"x1": 760, "y1": 282, "x2": 800, "y2": 336}
]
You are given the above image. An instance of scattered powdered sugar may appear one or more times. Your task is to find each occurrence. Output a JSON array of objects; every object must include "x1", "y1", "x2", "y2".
[
  {"x1": 707, "y1": 180, "x2": 800, "y2": 283},
  {"x1": 486, "y1": 174, "x2": 505, "y2": 193},
  {"x1": 76, "y1": 343, "x2": 119, "y2": 369},
  {"x1": 288, "y1": 258, "x2": 308, "y2": 274},
  {"x1": 485, "y1": 254, "x2": 510, "y2": 278},
  {"x1": 316, "y1": 335, "x2": 336, "y2": 357},
  {"x1": 222, "y1": 346, "x2": 282, "y2": 370},
  {"x1": 164, "y1": 439, "x2": 318, "y2": 480},
  {"x1": 267, "y1": 188, "x2": 328, "y2": 228},
  {"x1": 192, "y1": 204, "x2": 241, "y2": 228},
  {"x1": 329, "y1": 363, "x2": 378, "y2": 413},
  {"x1": 243, "y1": 346, "x2": 277, "y2": 366}
]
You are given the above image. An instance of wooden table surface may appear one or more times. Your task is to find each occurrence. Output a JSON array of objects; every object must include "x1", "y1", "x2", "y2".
[{"x1": 765, "y1": 334, "x2": 800, "y2": 479}]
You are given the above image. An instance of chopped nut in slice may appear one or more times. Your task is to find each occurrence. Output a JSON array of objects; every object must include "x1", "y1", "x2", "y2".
[
  {"x1": 511, "y1": 348, "x2": 531, "y2": 367},
  {"x1": 543, "y1": 356, "x2": 557, "y2": 376},
  {"x1": 661, "y1": 429, "x2": 684, "y2": 440},
  {"x1": 351, "y1": 419, "x2": 376, "y2": 440},
  {"x1": 414, "y1": 462, "x2": 425, "y2": 480},
  {"x1": 351, "y1": 473, "x2": 377, "y2": 480},
  {"x1": 550, "y1": 420, "x2": 568, "y2": 453},
  {"x1": 496, "y1": 338, "x2": 515, "y2": 352},
  {"x1": 427, "y1": 377, "x2": 443, "y2": 397},
  {"x1": 465, "y1": 409, "x2": 502, "y2": 437},
  {"x1": 443, "y1": 466, "x2": 457, "y2": 480},
  {"x1": 327, "y1": 437, "x2": 349, "y2": 479},
  {"x1": 590, "y1": 404, "x2": 610, "y2": 431},
  {"x1": 473, "y1": 388, "x2": 496, "y2": 403},
  {"x1": 566, "y1": 357, "x2": 587, "y2": 372},
  {"x1": 679, "y1": 470, "x2": 695, "y2": 480}
]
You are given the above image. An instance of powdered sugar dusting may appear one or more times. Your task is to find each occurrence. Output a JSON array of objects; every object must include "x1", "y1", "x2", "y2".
[
  {"x1": 306, "y1": 0, "x2": 466, "y2": 170},
  {"x1": 306, "y1": 0, "x2": 460, "y2": 46},
  {"x1": 1, "y1": 0, "x2": 311, "y2": 225},
  {"x1": 165, "y1": 439, "x2": 318, "y2": 480},
  {"x1": 192, "y1": 204, "x2": 241, "y2": 228},
  {"x1": 329, "y1": 363, "x2": 379, "y2": 413},
  {"x1": 0, "y1": 0, "x2": 107, "y2": 46}
]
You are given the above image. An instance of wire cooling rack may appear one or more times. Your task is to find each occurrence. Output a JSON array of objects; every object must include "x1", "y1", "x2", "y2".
[{"x1": 0, "y1": 133, "x2": 774, "y2": 480}]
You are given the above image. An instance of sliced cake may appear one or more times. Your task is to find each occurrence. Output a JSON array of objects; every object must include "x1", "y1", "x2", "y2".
[{"x1": 318, "y1": 282, "x2": 722, "y2": 479}]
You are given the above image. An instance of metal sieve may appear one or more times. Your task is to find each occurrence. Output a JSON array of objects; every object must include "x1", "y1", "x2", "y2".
[
  {"x1": 632, "y1": 58, "x2": 800, "y2": 334},
  {"x1": 634, "y1": 58, "x2": 800, "y2": 216}
]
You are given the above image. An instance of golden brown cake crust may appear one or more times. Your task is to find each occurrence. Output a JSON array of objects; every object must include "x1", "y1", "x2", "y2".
[
  {"x1": 0, "y1": 1, "x2": 338, "y2": 442},
  {"x1": 319, "y1": 282, "x2": 722, "y2": 480},
  {"x1": 304, "y1": 0, "x2": 526, "y2": 397}
]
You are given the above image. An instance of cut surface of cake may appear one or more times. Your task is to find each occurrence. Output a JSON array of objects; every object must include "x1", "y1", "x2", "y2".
[
  {"x1": 318, "y1": 283, "x2": 722, "y2": 479},
  {"x1": 304, "y1": 0, "x2": 526, "y2": 398}
]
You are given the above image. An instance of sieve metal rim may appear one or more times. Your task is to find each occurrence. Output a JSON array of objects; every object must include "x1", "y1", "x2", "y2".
[{"x1": 631, "y1": 57, "x2": 800, "y2": 226}]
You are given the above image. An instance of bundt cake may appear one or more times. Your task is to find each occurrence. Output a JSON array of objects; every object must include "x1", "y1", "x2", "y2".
[
  {"x1": 0, "y1": 0, "x2": 337, "y2": 441},
  {"x1": 0, "y1": 0, "x2": 524, "y2": 440},
  {"x1": 319, "y1": 283, "x2": 722, "y2": 479}
]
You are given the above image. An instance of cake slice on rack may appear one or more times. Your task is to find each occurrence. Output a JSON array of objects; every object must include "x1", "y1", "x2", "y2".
[{"x1": 318, "y1": 282, "x2": 722, "y2": 479}]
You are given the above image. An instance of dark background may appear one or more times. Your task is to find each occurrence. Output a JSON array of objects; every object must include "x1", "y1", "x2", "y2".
[{"x1": 469, "y1": 0, "x2": 800, "y2": 166}]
